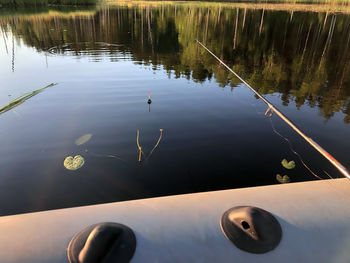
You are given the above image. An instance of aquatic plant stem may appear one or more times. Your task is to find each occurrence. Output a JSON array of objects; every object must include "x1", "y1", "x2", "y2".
[
  {"x1": 145, "y1": 129, "x2": 163, "y2": 161},
  {"x1": 138, "y1": 148, "x2": 142, "y2": 162},
  {"x1": 196, "y1": 40, "x2": 350, "y2": 180},
  {"x1": 137, "y1": 130, "x2": 142, "y2": 162}
]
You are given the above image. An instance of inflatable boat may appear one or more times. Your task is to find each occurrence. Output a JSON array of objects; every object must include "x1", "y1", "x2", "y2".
[{"x1": 0, "y1": 178, "x2": 349, "y2": 263}]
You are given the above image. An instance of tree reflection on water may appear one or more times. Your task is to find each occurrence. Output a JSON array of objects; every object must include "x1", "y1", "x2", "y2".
[{"x1": 1, "y1": 2, "x2": 350, "y2": 123}]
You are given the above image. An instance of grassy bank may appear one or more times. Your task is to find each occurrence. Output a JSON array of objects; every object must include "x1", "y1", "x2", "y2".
[
  {"x1": 0, "y1": 6, "x2": 96, "y2": 18},
  {"x1": 108, "y1": 0, "x2": 350, "y2": 5},
  {"x1": 0, "y1": 0, "x2": 97, "y2": 7},
  {"x1": 107, "y1": 1, "x2": 350, "y2": 13},
  {"x1": 187, "y1": 0, "x2": 350, "y2": 3}
]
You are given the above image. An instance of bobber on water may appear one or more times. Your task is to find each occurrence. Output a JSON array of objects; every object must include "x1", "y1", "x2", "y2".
[{"x1": 147, "y1": 91, "x2": 152, "y2": 104}]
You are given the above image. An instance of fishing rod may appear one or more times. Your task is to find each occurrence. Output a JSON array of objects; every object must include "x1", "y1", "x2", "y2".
[{"x1": 196, "y1": 40, "x2": 350, "y2": 180}]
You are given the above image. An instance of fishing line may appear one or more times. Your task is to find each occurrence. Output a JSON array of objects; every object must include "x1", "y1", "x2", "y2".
[
  {"x1": 85, "y1": 149, "x2": 127, "y2": 164},
  {"x1": 219, "y1": 85, "x2": 324, "y2": 180},
  {"x1": 244, "y1": 97, "x2": 323, "y2": 180},
  {"x1": 268, "y1": 117, "x2": 322, "y2": 180},
  {"x1": 196, "y1": 39, "x2": 350, "y2": 180},
  {"x1": 323, "y1": 170, "x2": 338, "y2": 180}
]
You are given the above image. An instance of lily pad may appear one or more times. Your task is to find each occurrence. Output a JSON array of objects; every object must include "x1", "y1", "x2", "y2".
[
  {"x1": 75, "y1": 133, "x2": 92, "y2": 146},
  {"x1": 276, "y1": 174, "x2": 290, "y2": 184},
  {"x1": 281, "y1": 159, "x2": 296, "y2": 169},
  {"x1": 64, "y1": 155, "x2": 85, "y2": 170}
]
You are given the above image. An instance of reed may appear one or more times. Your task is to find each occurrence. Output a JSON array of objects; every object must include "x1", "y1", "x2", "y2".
[
  {"x1": 135, "y1": 129, "x2": 164, "y2": 162},
  {"x1": 189, "y1": 0, "x2": 350, "y2": 3},
  {"x1": 0, "y1": 0, "x2": 97, "y2": 7},
  {"x1": 107, "y1": 0, "x2": 350, "y2": 6},
  {"x1": 0, "y1": 7, "x2": 96, "y2": 19},
  {"x1": 137, "y1": 130, "x2": 143, "y2": 162},
  {"x1": 107, "y1": 1, "x2": 350, "y2": 14},
  {"x1": 146, "y1": 129, "x2": 163, "y2": 160},
  {"x1": 0, "y1": 83, "x2": 56, "y2": 115}
]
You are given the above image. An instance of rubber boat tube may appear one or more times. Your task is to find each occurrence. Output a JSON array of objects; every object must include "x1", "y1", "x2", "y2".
[{"x1": 0, "y1": 178, "x2": 349, "y2": 263}]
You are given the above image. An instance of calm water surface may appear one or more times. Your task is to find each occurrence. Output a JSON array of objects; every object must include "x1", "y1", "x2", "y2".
[{"x1": 0, "y1": 2, "x2": 349, "y2": 216}]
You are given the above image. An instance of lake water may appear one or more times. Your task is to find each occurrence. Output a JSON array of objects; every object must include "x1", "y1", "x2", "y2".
[{"x1": 0, "y1": 2, "x2": 349, "y2": 216}]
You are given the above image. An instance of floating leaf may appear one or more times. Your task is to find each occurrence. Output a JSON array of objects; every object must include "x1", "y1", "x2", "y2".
[
  {"x1": 75, "y1": 133, "x2": 92, "y2": 146},
  {"x1": 276, "y1": 174, "x2": 290, "y2": 184},
  {"x1": 281, "y1": 159, "x2": 296, "y2": 169},
  {"x1": 64, "y1": 155, "x2": 84, "y2": 170}
]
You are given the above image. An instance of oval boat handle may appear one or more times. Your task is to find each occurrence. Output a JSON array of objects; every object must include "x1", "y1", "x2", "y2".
[
  {"x1": 67, "y1": 222, "x2": 136, "y2": 263},
  {"x1": 220, "y1": 206, "x2": 282, "y2": 253}
]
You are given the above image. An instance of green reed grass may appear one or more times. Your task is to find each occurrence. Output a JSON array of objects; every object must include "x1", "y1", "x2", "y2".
[
  {"x1": 0, "y1": 83, "x2": 56, "y2": 115},
  {"x1": 0, "y1": 0, "x2": 97, "y2": 7},
  {"x1": 202, "y1": 0, "x2": 350, "y2": 4},
  {"x1": 107, "y1": 0, "x2": 350, "y2": 6}
]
